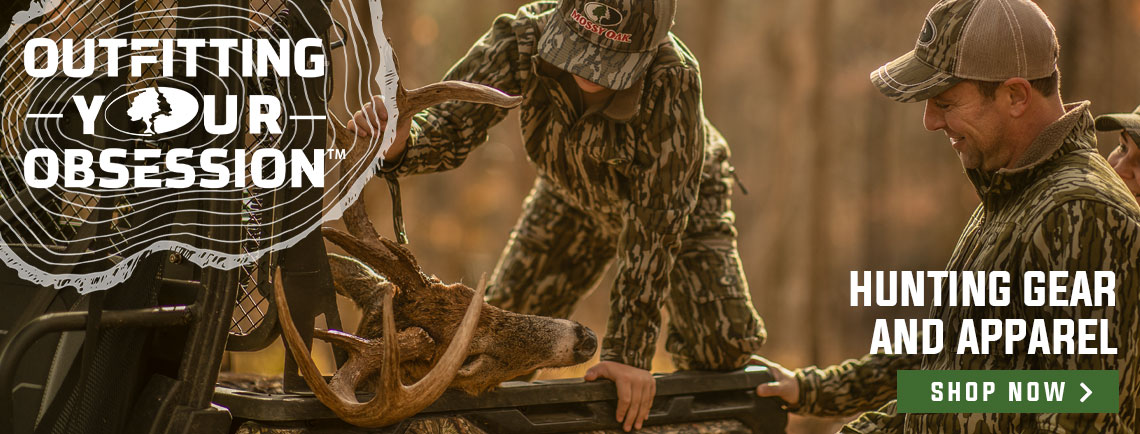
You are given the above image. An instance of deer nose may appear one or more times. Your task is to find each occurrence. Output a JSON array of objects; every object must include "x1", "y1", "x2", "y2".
[{"x1": 574, "y1": 324, "x2": 598, "y2": 363}]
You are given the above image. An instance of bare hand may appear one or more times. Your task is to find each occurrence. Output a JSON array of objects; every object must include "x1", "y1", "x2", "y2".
[
  {"x1": 752, "y1": 356, "x2": 800, "y2": 407},
  {"x1": 585, "y1": 361, "x2": 655, "y2": 432},
  {"x1": 345, "y1": 94, "x2": 413, "y2": 161}
]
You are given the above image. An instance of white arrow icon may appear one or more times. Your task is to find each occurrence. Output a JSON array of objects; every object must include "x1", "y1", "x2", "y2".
[{"x1": 1080, "y1": 383, "x2": 1092, "y2": 403}]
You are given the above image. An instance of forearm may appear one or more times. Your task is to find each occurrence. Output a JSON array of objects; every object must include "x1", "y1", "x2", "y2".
[
  {"x1": 794, "y1": 352, "x2": 921, "y2": 417},
  {"x1": 839, "y1": 401, "x2": 906, "y2": 434},
  {"x1": 600, "y1": 227, "x2": 681, "y2": 370},
  {"x1": 381, "y1": 112, "x2": 483, "y2": 177}
]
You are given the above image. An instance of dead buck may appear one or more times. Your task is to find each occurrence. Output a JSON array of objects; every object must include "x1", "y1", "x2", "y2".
[{"x1": 273, "y1": 65, "x2": 598, "y2": 428}]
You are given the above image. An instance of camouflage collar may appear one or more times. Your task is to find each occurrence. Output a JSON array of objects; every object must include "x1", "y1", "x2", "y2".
[
  {"x1": 601, "y1": 77, "x2": 642, "y2": 121},
  {"x1": 533, "y1": 57, "x2": 643, "y2": 121},
  {"x1": 966, "y1": 101, "x2": 1096, "y2": 199}
]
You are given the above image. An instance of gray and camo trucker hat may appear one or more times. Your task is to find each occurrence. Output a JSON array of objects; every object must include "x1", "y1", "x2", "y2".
[
  {"x1": 537, "y1": 0, "x2": 676, "y2": 91},
  {"x1": 1095, "y1": 105, "x2": 1140, "y2": 144},
  {"x1": 871, "y1": 0, "x2": 1060, "y2": 102}
]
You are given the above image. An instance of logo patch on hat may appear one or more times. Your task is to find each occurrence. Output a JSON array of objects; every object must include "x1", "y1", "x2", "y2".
[
  {"x1": 570, "y1": 8, "x2": 633, "y2": 43},
  {"x1": 918, "y1": 18, "x2": 936, "y2": 46},
  {"x1": 584, "y1": 2, "x2": 623, "y2": 26}
]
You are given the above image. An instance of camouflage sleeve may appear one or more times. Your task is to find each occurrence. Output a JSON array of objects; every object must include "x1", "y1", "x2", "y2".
[
  {"x1": 1020, "y1": 199, "x2": 1140, "y2": 432},
  {"x1": 381, "y1": 13, "x2": 524, "y2": 176},
  {"x1": 600, "y1": 67, "x2": 704, "y2": 370},
  {"x1": 839, "y1": 401, "x2": 906, "y2": 434},
  {"x1": 792, "y1": 352, "x2": 921, "y2": 417}
]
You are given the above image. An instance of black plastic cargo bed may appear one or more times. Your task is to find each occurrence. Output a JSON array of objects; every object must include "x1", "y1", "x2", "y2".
[{"x1": 214, "y1": 367, "x2": 788, "y2": 434}]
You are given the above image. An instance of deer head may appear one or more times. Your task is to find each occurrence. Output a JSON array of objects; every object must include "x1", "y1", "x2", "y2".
[
  {"x1": 273, "y1": 66, "x2": 597, "y2": 428},
  {"x1": 275, "y1": 228, "x2": 599, "y2": 428},
  {"x1": 322, "y1": 230, "x2": 599, "y2": 391}
]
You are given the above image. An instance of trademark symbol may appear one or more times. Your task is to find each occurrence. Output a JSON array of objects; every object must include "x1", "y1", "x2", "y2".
[{"x1": 327, "y1": 148, "x2": 347, "y2": 160}]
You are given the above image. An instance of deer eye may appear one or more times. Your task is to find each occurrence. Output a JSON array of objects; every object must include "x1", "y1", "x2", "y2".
[{"x1": 462, "y1": 354, "x2": 480, "y2": 367}]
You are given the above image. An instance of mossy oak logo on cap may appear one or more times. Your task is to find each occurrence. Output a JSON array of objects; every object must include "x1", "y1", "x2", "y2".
[
  {"x1": 570, "y1": 5, "x2": 632, "y2": 43},
  {"x1": 918, "y1": 18, "x2": 937, "y2": 46},
  {"x1": 584, "y1": 2, "x2": 623, "y2": 26}
]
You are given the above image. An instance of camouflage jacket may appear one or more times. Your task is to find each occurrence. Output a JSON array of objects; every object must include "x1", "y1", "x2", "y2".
[
  {"x1": 382, "y1": 1, "x2": 725, "y2": 370},
  {"x1": 793, "y1": 103, "x2": 1140, "y2": 433}
]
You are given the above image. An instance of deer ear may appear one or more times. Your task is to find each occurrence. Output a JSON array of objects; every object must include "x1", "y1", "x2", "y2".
[{"x1": 328, "y1": 253, "x2": 392, "y2": 309}]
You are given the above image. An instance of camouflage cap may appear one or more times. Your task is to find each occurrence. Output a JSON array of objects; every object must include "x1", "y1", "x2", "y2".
[
  {"x1": 537, "y1": 0, "x2": 676, "y2": 91},
  {"x1": 1095, "y1": 105, "x2": 1140, "y2": 144},
  {"x1": 871, "y1": 0, "x2": 1060, "y2": 103}
]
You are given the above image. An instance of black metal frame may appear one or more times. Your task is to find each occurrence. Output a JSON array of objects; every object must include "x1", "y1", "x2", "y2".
[{"x1": 0, "y1": 306, "x2": 196, "y2": 428}]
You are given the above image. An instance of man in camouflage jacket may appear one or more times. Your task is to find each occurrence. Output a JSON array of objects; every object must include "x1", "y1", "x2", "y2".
[
  {"x1": 348, "y1": 0, "x2": 766, "y2": 430},
  {"x1": 757, "y1": 0, "x2": 1139, "y2": 432}
]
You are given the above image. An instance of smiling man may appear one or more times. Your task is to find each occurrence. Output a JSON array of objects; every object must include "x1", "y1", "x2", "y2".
[{"x1": 756, "y1": 0, "x2": 1140, "y2": 432}]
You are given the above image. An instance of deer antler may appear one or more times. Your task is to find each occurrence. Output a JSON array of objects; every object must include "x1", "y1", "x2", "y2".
[
  {"x1": 328, "y1": 54, "x2": 522, "y2": 248},
  {"x1": 321, "y1": 226, "x2": 427, "y2": 294},
  {"x1": 397, "y1": 80, "x2": 523, "y2": 115},
  {"x1": 275, "y1": 267, "x2": 486, "y2": 427},
  {"x1": 278, "y1": 35, "x2": 521, "y2": 428},
  {"x1": 325, "y1": 76, "x2": 524, "y2": 180}
]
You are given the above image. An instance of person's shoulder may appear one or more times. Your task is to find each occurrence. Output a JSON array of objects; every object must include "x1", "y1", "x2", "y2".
[
  {"x1": 645, "y1": 33, "x2": 700, "y2": 79},
  {"x1": 1026, "y1": 152, "x2": 1140, "y2": 228},
  {"x1": 514, "y1": 1, "x2": 558, "y2": 18},
  {"x1": 480, "y1": 1, "x2": 556, "y2": 61},
  {"x1": 500, "y1": 1, "x2": 558, "y2": 28},
  {"x1": 1054, "y1": 151, "x2": 1138, "y2": 210}
]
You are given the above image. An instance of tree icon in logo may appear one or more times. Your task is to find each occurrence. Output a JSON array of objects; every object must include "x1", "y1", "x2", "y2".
[
  {"x1": 124, "y1": 86, "x2": 199, "y2": 136},
  {"x1": 585, "y1": 2, "x2": 622, "y2": 26}
]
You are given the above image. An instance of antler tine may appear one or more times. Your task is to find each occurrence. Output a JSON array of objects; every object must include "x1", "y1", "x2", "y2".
[
  {"x1": 378, "y1": 236, "x2": 422, "y2": 273},
  {"x1": 322, "y1": 227, "x2": 428, "y2": 292},
  {"x1": 314, "y1": 327, "x2": 434, "y2": 362},
  {"x1": 390, "y1": 274, "x2": 486, "y2": 412},
  {"x1": 274, "y1": 269, "x2": 486, "y2": 427},
  {"x1": 314, "y1": 328, "x2": 370, "y2": 356},
  {"x1": 377, "y1": 280, "x2": 404, "y2": 406},
  {"x1": 274, "y1": 270, "x2": 363, "y2": 405},
  {"x1": 342, "y1": 199, "x2": 385, "y2": 249},
  {"x1": 401, "y1": 81, "x2": 522, "y2": 115}
]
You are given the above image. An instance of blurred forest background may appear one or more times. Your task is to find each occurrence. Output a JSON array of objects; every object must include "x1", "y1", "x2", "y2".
[{"x1": 228, "y1": 0, "x2": 1140, "y2": 431}]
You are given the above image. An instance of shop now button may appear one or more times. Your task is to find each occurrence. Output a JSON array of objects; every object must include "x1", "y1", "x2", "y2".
[{"x1": 897, "y1": 370, "x2": 1118, "y2": 413}]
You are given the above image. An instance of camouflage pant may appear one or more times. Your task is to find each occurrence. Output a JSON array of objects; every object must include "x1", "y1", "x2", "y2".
[{"x1": 486, "y1": 171, "x2": 766, "y2": 371}]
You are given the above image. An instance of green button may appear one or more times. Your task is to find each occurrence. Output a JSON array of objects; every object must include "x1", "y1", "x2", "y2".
[{"x1": 897, "y1": 370, "x2": 1118, "y2": 413}]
